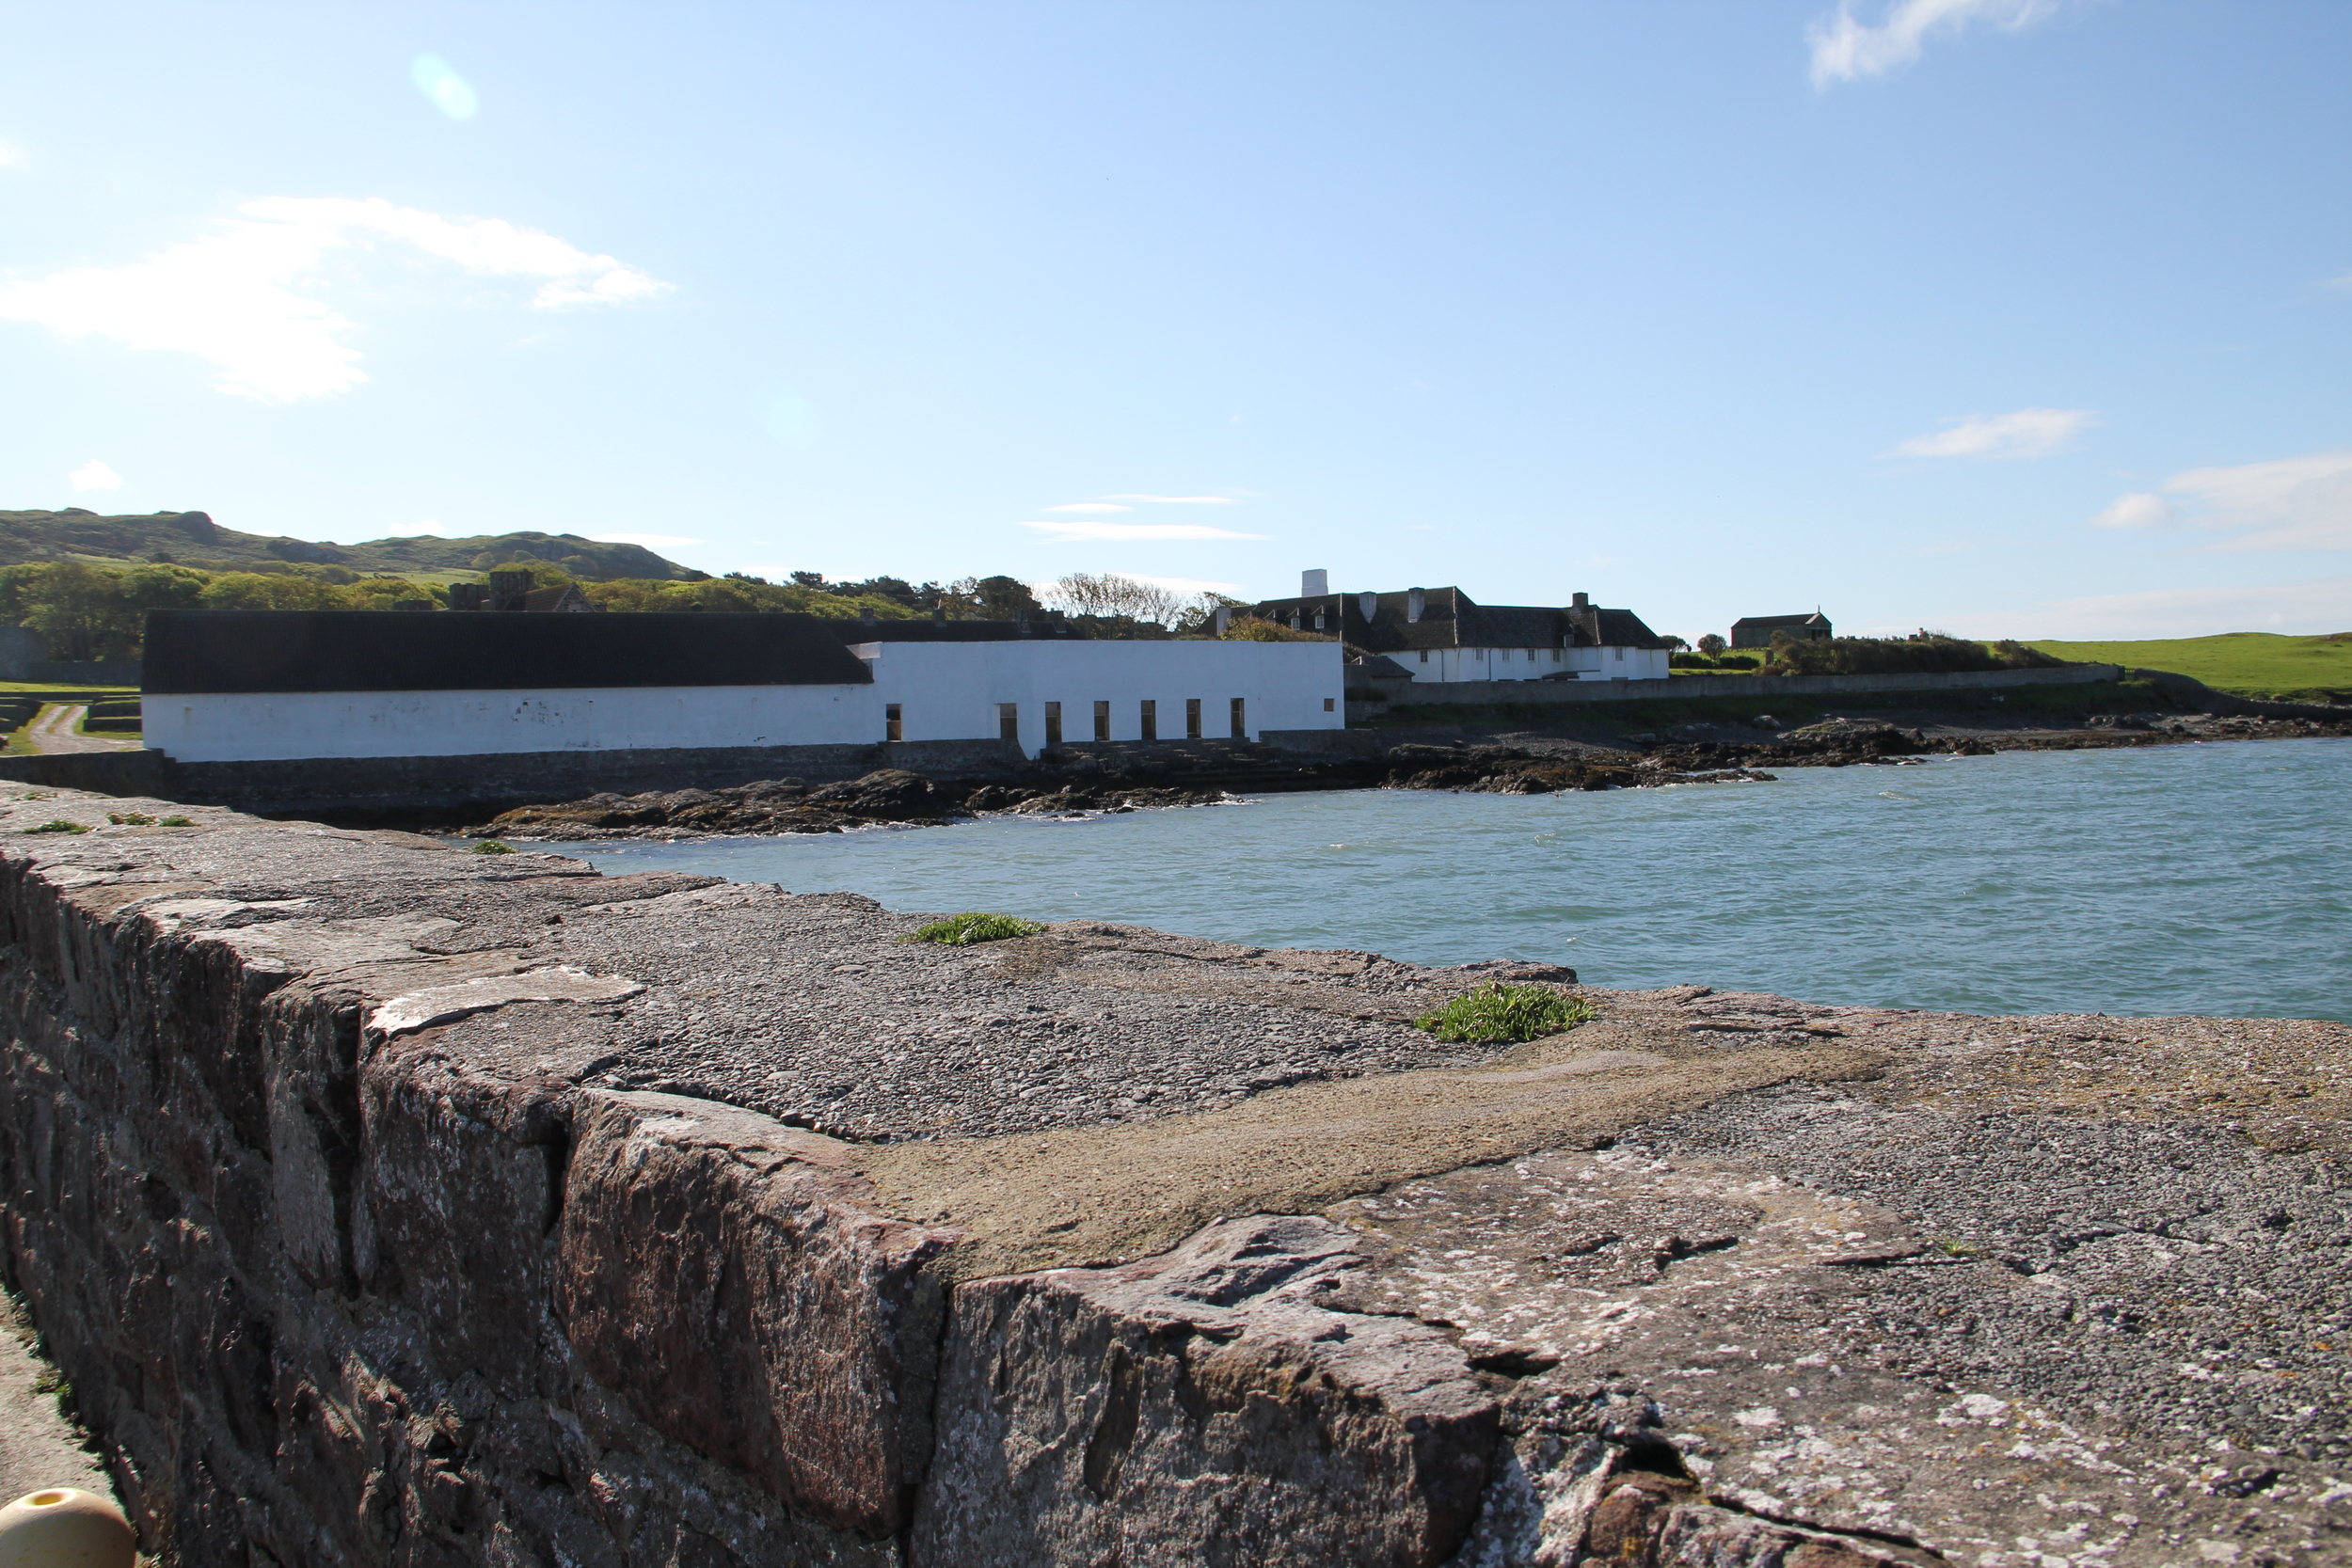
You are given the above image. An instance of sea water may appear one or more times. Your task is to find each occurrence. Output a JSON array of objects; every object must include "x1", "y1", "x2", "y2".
[{"x1": 565, "y1": 738, "x2": 2351, "y2": 1022}]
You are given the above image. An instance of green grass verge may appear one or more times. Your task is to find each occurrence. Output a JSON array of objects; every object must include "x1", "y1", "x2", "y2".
[
  {"x1": 905, "y1": 911, "x2": 1047, "y2": 945},
  {"x1": 2021, "y1": 633, "x2": 2351, "y2": 702},
  {"x1": 1415, "y1": 983, "x2": 1593, "y2": 1043}
]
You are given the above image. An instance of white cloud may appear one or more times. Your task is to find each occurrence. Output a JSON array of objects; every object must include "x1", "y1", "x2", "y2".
[
  {"x1": 1810, "y1": 0, "x2": 2061, "y2": 87},
  {"x1": 2090, "y1": 451, "x2": 2352, "y2": 552},
  {"x1": 68, "y1": 459, "x2": 122, "y2": 492},
  {"x1": 590, "y1": 532, "x2": 703, "y2": 549},
  {"x1": 0, "y1": 197, "x2": 671, "y2": 402},
  {"x1": 0, "y1": 143, "x2": 20, "y2": 167},
  {"x1": 1942, "y1": 577, "x2": 2352, "y2": 640},
  {"x1": 1893, "y1": 406, "x2": 2097, "y2": 459},
  {"x1": 1044, "y1": 503, "x2": 1132, "y2": 514},
  {"x1": 1018, "y1": 519, "x2": 1267, "y2": 543},
  {"x1": 2089, "y1": 491, "x2": 2174, "y2": 530},
  {"x1": 1098, "y1": 494, "x2": 1239, "y2": 505}
]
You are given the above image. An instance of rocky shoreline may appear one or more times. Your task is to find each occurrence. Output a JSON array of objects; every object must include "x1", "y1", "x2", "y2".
[{"x1": 465, "y1": 709, "x2": 2348, "y2": 841}]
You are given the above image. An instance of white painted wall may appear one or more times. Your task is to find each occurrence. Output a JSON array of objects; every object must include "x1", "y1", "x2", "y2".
[
  {"x1": 852, "y1": 638, "x2": 1343, "y2": 753},
  {"x1": 1397, "y1": 644, "x2": 1664, "y2": 683},
  {"x1": 149, "y1": 638, "x2": 1345, "y2": 762}
]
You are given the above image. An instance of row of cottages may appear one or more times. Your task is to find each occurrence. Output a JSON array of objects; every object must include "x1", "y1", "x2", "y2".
[
  {"x1": 1238, "y1": 571, "x2": 1677, "y2": 683},
  {"x1": 141, "y1": 610, "x2": 1343, "y2": 764}
]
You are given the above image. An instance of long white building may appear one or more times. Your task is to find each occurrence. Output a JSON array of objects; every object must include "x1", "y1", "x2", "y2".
[
  {"x1": 1240, "y1": 574, "x2": 1676, "y2": 683},
  {"x1": 140, "y1": 610, "x2": 1343, "y2": 764}
]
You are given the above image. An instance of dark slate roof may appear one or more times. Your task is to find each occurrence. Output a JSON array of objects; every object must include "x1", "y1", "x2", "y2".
[
  {"x1": 1241, "y1": 587, "x2": 1674, "y2": 653},
  {"x1": 1731, "y1": 612, "x2": 1832, "y2": 632},
  {"x1": 1594, "y1": 609, "x2": 1674, "y2": 649},
  {"x1": 143, "y1": 610, "x2": 876, "y2": 694}
]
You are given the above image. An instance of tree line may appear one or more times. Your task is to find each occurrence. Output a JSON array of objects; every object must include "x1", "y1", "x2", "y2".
[{"x1": 1, "y1": 561, "x2": 1265, "y2": 661}]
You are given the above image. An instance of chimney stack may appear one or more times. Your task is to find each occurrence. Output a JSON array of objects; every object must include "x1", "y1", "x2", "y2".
[
  {"x1": 1406, "y1": 588, "x2": 1425, "y2": 624},
  {"x1": 1213, "y1": 606, "x2": 1232, "y2": 636},
  {"x1": 1359, "y1": 592, "x2": 1377, "y2": 623},
  {"x1": 1301, "y1": 568, "x2": 1328, "y2": 597},
  {"x1": 1571, "y1": 592, "x2": 1589, "y2": 610}
]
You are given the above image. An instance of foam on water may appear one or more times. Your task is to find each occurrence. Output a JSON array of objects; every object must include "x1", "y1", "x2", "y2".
[{"x1": 570, "y1": 738, "x2": 2351, "y2": 1022}]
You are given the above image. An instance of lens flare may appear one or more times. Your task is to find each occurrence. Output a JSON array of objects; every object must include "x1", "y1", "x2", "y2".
[
  {"x1": 757, "y1": 386, "x2": 822, "y2": 451},
  {"x1": 411, "y1": 55, "x2": 479, "y2": 120}
]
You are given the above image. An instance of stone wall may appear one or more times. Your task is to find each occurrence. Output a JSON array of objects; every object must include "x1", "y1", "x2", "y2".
[
  {"x1": 0, "y1": 626, "x2": 141, "y2": 686},
  {"x1": 0, "y1": 800, "x2": 2340, "y2": 1566},
  {"x1": 0, "y1": 806, "x2": 1546, "y2": 1566},
  {"x1": 0, "y1": 738, "x2": 1029, "y2": 817},
  {"x1": 1356, "y1": 661, "x2": 2125, "y2": 712}
]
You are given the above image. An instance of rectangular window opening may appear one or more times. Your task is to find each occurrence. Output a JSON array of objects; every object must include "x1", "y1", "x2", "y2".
[
  {"x1": 997, "y1": 703, "x2": 1019, "y2": 742},
  {"x1": 1139, "y1": 699, "x2": 1157, "y2": 741},
  {"x1": 1185, "y1": 697, "x2": 1201, "y2": 738},
  {"x1": 1093, "y1": 700, "x2": 1111, "y2": 742},
  {"x1": 1044, "y1": 701, "x2": 1062, "y2": 747},
  {"x1": 1419, "y1": 650, "x2": 1429, "y2": 663},
  {"x1": 885, "y1": 703, "x2": 903, "y2": 743},
  {"x1": 1229, "y1": 696, "x2": 1246, "y2": 737},
  {"x1": 1323, "y1": 697, "x2": 1335, "y2": 712}
]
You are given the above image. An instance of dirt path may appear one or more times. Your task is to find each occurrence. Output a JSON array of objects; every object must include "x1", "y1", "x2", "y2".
[
  {"x1": 0, "y1": 1289, "x2": 108, "y2": 1505},
  {"x1": 19, "y1": 705, "x2": 137, "y2": 755}
]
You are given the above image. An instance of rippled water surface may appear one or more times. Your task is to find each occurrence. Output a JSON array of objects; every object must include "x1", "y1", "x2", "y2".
[{"x1": 570, "y1": 738, "x2": 2351, "y2": 1022}]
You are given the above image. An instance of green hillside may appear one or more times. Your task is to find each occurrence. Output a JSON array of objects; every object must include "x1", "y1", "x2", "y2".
[
  {"x1": 0, "y1": 509, "x2": 704, "y2": 583},
  {"x1": 2023, "y1": 633, "x2": 2352, "y2": 702}
]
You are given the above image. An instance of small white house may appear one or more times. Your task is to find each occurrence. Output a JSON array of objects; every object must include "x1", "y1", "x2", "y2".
[
  {"x1": 1242, "y1": 576, "x2": 1675, "y2": 683},
  {"x1": 140, "y1": 610, "x2": 1343, "y2": 764}
]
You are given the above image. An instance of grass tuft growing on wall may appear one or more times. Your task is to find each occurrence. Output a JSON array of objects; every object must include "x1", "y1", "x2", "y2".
[
  {"x1": 906, "y1": 911, "x2": 1047, "y2": 945},
  {"x1": 20, "y1": 819, "x2": 89, "y2": 834},
  {"x1": 471, "y1": 839, "x2": 516, "y2": 854},
  {"x1": 1415, "y1": 983, "x2": 1593, "y2": 1043}
]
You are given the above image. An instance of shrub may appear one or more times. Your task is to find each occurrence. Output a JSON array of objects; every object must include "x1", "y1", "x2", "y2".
[
  {"x1": 1415, "y1": 983, "x2": 1593, "y2": 1043},
  {"x1": 22, "y1": 820, "x2": 90, "y2": 834},
  {"x1": 472, "y1": 839, "x2": 516, "y2": 854},
  {"x1": 107, "y1": 812, "x2": 156, "y2": 825},
  {"x1": 1768, "y1": 631, "x2": 2068, "y2": 677},
  {"x1": 906, "y1": 911, "x2": 1046, "y2": 945},
  {"x1": 157, "y1": 816, "x2": 195, "y2": 828}
]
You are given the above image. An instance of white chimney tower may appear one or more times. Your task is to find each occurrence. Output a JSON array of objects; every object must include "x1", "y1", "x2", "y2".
[{"x1": 1300, "y1": 568, "x2": 1328, "y2": 596}]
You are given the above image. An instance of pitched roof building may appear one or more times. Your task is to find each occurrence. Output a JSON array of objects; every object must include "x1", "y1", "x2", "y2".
[
  {"x1": 1729, "y1": 611, "x2": 1832, "y2": 649},
  {"x1": 1239, "y1": 574, "x2": 1676, "y2": 683}
]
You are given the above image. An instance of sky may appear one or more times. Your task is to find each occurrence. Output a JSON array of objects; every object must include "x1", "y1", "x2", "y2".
[{"x1": 1, "y1": 0, "x2": 2347, "y2": 641}]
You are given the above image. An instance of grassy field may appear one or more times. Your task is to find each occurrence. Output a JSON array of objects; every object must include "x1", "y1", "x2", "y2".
[{"x1": 2022, "y1": 633, "x2": 2351, "y2": 701}]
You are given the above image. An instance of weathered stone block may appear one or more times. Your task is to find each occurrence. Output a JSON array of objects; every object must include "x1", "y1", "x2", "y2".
[
  {"x1": 554, "y1": 1092, "x2": 955, "y2": 1540},
  {"x1": 914, "y1": 1213, "x2": 1499, "y2": 1568}
]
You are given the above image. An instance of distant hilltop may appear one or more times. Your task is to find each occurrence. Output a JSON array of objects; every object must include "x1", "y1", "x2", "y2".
[{"x1": 0, "y1": 508, "x2": 707, "y2": 583}]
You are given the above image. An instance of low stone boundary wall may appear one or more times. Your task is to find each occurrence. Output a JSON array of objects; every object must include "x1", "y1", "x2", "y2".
[
  {"x1": 0, "y1": 738, "x2": 1029, "y2": 816},
  {"x1": 1359, "y1": 661, "x2": 2125, "y2": 711}
]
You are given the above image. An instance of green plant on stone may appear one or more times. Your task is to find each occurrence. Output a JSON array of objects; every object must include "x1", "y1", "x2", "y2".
[
  {"x1": 157, "y1": 816, "x2": 195, "y2": 828},
  {"x1": 905, "y1": 911, "x2": 1046, "y2": 945},
  {"x1": 21, "y1": 819, "x2": 90, "y2": 835},
  {"x1": 472, "y1": 839, "x2": 516, "y2": 854},
  {"x1": 1414, "y1": 983, "x2": 1593, "y2": 1044},
  {"x1": 108, "y1": 811, "x2": 155, "y2": 826}
]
